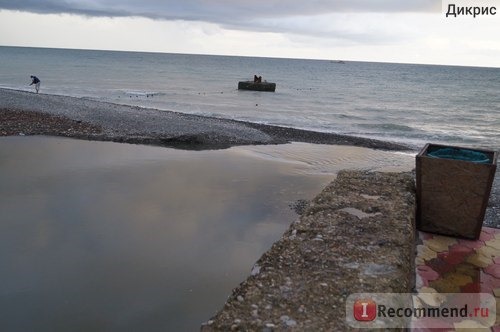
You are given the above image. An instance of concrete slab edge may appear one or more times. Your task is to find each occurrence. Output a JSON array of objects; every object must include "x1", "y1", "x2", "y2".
[{"x1": 201, "y1": 170, "x2": 416, "y2": 331}]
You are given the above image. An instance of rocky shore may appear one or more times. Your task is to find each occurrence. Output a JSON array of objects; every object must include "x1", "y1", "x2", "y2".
[{"x1": 0, "y1": 109, "x2": 103, "y2": 138}]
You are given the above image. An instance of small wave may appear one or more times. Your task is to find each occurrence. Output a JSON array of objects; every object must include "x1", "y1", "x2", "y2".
[
  {"x1": 357, "y1": 123, "x2": 417, "y2": 132},
  {"x1": 121, "y1": 90, "x2": 166, "y2": 98},
  {"x1": 0, "y1": 85, "x2": 31, "y2": 92},
  {"x1": 236, "y1": 143, "x2": 415, "y2": 175},
  {"x1": 336, "y1": 113, "x2": 366, "y2": 120}
]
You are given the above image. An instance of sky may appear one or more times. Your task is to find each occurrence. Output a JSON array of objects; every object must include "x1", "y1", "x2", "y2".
[{"x1": 1, "y1": 0, "x2": 500, "y2": 67}]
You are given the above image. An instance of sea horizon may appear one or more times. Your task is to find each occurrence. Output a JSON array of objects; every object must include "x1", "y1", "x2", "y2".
[{"x1": 3, "y1": 44, "x2": 500, "y2": 70}]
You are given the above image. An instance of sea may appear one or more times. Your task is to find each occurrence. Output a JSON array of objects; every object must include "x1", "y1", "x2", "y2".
[{"x1": 0, "y1": 45, "x2": 499, "y2": 150}]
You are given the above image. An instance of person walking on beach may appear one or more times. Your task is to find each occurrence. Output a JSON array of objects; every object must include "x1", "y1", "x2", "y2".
[{"x1": 29, "y1": 75, "x2": 41, "y2": 93}]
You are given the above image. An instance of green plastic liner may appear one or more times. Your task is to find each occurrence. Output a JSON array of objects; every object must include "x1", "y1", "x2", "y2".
[{"x1": 427, "y1": 147, "x2": 490, "y2": 164}]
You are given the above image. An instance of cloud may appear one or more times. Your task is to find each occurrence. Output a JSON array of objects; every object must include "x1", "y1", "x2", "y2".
[
  {"x1": 0, "y1": 0, "x2": 441, "y2": 21},
  {"x1": 0, "y1": 0, "x2": 440, "y2": 45}
]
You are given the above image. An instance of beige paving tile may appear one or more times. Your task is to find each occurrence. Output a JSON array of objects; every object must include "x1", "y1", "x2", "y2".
[
  {"x1": 466, "y1": 253, "x2": 493, "y2": 268},
  {"x1": 415, "y1": 256, "x2": 425, "y2": 266},
  {"x1": 476, "y1": 245, "x2": 500, "y2": 259},
  {"x1": 416, "y1": 287, "x2": 447, "y2": 306},
  {"x1": 417, "y1": 244, "x2": 438, "y2": 261},
  {"x1": 485, "y1": 238, "x2": 500, "y2": 251},
  {"x1": 425, "y1": 237, "x2": 457, "y2": 253},
  {"x1": 453, "y1": 319, "x2": 490, "y2": 330}
]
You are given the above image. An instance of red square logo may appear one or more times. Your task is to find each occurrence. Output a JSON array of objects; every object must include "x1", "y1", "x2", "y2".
[{"x1": 353, "y1": 299, "x2": 377, "y2": 321}]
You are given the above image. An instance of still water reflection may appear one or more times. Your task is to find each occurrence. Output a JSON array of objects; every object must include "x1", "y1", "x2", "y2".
[{"x1": 0, "y1": 137, "x2": 340, "y2": 332}]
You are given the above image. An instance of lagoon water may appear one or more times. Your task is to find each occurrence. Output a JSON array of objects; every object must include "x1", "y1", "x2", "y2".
[
  {"x1": 0, "y1": 46, "x2": 499, "y2": 149},
  {"x1": 0, "y1": 136, "x2": 414, "y2": 331}
]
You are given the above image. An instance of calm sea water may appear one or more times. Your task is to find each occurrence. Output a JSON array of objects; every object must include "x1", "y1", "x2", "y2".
[{"x1": 0, "y1": 46, "x2": 499, "y2": 150}]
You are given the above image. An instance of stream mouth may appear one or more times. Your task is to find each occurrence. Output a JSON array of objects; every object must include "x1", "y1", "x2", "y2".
[{"x1": 0, "y1": 136, "x2": 346, "y2": 331}]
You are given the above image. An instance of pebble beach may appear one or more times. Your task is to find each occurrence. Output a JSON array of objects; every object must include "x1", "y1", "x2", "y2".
[{"x1": 0, "y1": 88, "x2": 409, "y2": 151}]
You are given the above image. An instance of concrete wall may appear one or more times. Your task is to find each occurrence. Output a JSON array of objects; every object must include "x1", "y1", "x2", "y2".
[{"x1": 201, "y1": 170, "x2": 416, "y2": 331}]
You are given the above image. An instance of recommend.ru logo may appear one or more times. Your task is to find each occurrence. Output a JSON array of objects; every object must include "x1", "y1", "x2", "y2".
[{"x1": 346, "y1": 292, "x2": 496, "y2": 329}]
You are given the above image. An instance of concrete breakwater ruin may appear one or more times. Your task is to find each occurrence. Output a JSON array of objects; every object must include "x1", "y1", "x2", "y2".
[{"x1": 202, "y1": 170, "x2": 416, "y2": 331}]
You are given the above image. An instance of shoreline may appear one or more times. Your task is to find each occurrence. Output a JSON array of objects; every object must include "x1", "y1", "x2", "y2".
[
  {"x1": 0, "y1": 88, "x2": 411, "y2": 151},
  {"x1": 0, "y1": 88, "x2": 497, "y2": 226}
]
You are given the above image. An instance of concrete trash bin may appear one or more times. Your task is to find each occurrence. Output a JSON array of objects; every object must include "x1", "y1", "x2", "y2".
[{"x1": 416, "y1": 143, "x2": 498, "y2": 239}]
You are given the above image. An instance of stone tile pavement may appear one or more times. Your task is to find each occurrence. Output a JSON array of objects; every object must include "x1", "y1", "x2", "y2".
[{"x1": 415, "y1": 227, "x2": 500, "y2": 331}]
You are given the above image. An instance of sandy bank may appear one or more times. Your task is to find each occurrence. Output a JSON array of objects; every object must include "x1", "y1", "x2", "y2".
[{"x1": 0, "y1": 88, "x2": 410, "y2": 151}]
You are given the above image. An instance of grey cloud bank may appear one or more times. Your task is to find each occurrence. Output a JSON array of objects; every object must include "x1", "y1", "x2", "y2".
[
  {"x1": 0, "y1": 0, "x2": 441, "y2": 45},
  {"x1": 0, "y1": 0, "x2": 441, "y2": 23}
]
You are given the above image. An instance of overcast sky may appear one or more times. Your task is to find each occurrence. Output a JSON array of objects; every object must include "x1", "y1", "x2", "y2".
[{"x1": 1, "y1": 0, "x2": 500, "y2": 67}]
